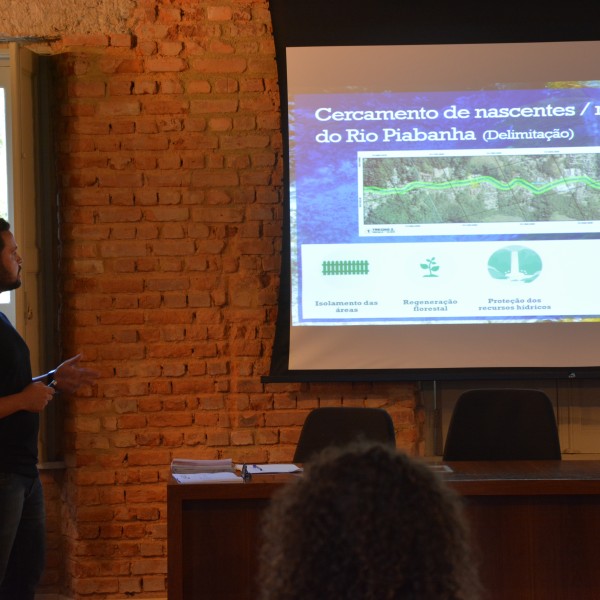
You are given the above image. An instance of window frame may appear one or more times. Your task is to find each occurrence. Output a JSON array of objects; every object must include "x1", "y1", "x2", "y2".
[
  {"x1": 0, "y1": 46, "x2": 16, "y2": 324},
  {"x1": 2, "y1": 43, "x2": 61, "y2": 462}
]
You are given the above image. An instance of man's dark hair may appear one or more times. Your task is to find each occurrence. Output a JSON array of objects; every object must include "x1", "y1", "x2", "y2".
[{"x1": 0, "y1": 218, "x2": 10, "y2": 252}]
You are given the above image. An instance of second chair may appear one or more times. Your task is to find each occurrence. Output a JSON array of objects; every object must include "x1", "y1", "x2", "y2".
[
  {"x1": 293, "y1": 406, "x2": 396, "y2": 463},
  {"x1": 442, "y1": 388, "x2": 561, "y2": 461}
]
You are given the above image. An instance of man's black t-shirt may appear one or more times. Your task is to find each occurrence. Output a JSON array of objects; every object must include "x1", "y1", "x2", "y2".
[{"x1": 0, "y1": 311, "x2": 39, "y2": 477}]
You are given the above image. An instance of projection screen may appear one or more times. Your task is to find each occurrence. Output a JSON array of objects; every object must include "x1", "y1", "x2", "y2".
[{"x1": 265, "y1": 1, "x2": 600, "y2": 381}]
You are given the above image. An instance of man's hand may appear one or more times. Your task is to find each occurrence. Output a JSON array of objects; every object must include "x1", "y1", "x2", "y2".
[
  {"x1": 21, "y1": 382, "x2": 55, "y2": 413},
  {"x1": 53, "y1": 354, "x2": 99, "y2": 394}
]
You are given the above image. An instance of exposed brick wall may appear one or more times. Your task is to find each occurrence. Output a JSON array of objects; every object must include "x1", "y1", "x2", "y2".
[{"x1": 9, "y1": 1, "x2": 423, "y2": 598}]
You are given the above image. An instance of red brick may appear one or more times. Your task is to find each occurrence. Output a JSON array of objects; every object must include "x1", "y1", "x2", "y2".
[
  {"x1": 187, "y1": 79, "x2": 211, "y2": 94},
  {"x1": 109, "y1": 80, "x2": 134, "y2": 95},
  {"x1": 97, "y1": 99, "x2": 141, "y2": 116},
  {"x1": 190, "y1": 57, "x2": 247, "y2": 74},
  {"x1": 62, "y1": 33, "x2": 109, "y2": 46},
  {"x1": 145, "y1": 57, "x2": 187, "y2": 72},
  {"x1": 110, "y1": 34, "x2": 134, "y2": 48},
  {"x1": 69, "y1": 81, "x2": 106, "y2": 98},
  {"x1": 207, "y1": 6, "x2": 233, "y2": 20},
  {"x1": 190, "y1": 98, "x2": 238, "y2": 113}
]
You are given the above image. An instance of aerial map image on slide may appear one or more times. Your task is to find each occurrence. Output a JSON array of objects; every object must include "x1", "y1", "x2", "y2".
[{"x1": 361, "y1": 153, "x2": 600, "y2": 226}]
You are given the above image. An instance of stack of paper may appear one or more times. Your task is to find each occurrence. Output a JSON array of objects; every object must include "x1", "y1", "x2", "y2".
[
  {"x1": 173, "y1": 472, "x2": 243, "y2": 484},
  {"x1": 171, "y1": 458, "x2": 244, "y2": 484},
  {"x1": 171, "y1": 458, "x2": 234, "y2": 474}
]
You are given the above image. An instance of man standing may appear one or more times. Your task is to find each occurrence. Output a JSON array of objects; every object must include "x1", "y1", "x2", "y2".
[{"x1": 0, "y1": 217, "x2": 98, "y2": 599}]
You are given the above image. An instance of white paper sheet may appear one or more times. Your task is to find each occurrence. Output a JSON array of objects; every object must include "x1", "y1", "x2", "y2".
[
  {"x1": 234, "y1": 464, "x2": 303, "y2": 474},
  {"x1": 173, "y1": 472, "x2": 243, "y2": 484}
]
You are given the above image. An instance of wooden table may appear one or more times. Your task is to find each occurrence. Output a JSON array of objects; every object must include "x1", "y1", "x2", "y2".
[
  {"x1": 445, "y1": 460, "x2": 600, "y2": 600},
  {"x1": 167, "y1": 461, "x2": 600, "y2": 600}
]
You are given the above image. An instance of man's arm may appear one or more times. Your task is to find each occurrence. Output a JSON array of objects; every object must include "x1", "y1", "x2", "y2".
[
  {"x1": 1, "y1": 354, "x2": 99, "y2": 420},
  {"x1": 0, "y1": 382, "x2": 55, "y2": 418}
]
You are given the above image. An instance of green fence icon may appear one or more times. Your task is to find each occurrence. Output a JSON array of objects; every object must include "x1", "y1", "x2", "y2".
[{"x1": 322, "y1": 260, "x2": 370, "y2": 275}]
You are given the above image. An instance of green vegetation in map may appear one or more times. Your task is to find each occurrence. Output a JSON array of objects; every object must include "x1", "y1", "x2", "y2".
[{"x1": 362, "y1": 154, "x2": 600, "y2": 225}]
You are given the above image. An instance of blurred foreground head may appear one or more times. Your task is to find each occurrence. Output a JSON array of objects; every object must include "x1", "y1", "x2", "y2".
[{"x1": 259, "y1": 441, "x2": 481, "y2": 600}]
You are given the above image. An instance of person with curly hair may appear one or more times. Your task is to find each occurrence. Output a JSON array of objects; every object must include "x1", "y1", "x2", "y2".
[{"x1": 258, "y1": 441, "x2": 481, "y2": 600}]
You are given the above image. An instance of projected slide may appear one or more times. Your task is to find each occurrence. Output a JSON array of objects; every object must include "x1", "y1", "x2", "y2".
[{"x1": 286, "y1": 44, "x2": 600, "y2": 329}]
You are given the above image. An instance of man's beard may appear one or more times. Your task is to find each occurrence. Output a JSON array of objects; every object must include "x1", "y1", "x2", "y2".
[{"x1": 0, "y1": 268, "x2": 21, "y2": 292}]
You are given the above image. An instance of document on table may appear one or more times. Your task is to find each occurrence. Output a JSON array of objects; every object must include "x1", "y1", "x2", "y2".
[
  {"x1": 173, "y1": 472, "x2": 243, "y2": 484},
  {"x1": 427, "y1": 464, "x2": 453, "y2": 473},
  {"x1": 234, "y1": 464, "x2": 303, "y2": 474},
  {"x1": 171, "y1": 457, "x2": 234, "y2": 474}
]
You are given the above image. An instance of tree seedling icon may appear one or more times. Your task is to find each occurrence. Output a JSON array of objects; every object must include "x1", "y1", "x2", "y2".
[{"x1": 421, "y1": 257, "x2": 440, "y2": 277}]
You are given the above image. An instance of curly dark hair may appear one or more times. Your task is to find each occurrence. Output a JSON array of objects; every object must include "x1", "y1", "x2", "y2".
[{"x1": 258, "y1": 442, "x2": 481, "y2": 600}]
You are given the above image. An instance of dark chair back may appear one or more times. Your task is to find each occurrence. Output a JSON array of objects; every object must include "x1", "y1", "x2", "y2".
[
  {"x1": 442, "y1": 388, "x2": 561, "y2": 461},
  {"x1": 293, "y1": 407, "x2": 396, "y2": 463}
]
